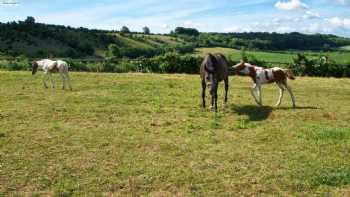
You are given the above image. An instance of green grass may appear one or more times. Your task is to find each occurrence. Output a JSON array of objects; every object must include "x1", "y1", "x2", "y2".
[
  {"x1": 1, "y1": 71, "x2": 350, "y2": 196},
  {"x1": 110, "y1": 34, "x2": 183, "y2": 50},
  {"x1": 195, "y1": 47, "x2": 350, "y2": 65},
  {"x1": 114, "y1": 34, "x2": 154, "y2": 49}
]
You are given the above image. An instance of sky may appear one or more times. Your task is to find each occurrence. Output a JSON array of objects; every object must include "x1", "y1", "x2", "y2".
[{"x1": 0, "y1": 0, "x2": 350, "y2": 37}]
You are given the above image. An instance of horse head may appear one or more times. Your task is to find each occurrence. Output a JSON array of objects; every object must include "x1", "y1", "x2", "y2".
[
  {"x1": 232, "y1": 60, "x2": 251, "y2": 75},
  {"x1": 31, "y1": 61, "x2": 39, "y2": 75}
]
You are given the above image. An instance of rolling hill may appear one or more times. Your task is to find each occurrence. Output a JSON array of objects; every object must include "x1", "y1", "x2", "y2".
[
  {"x1": 1, "y1": 18, "x2": 350, "y2": 59},
  {"x1": 0, "y1": 20, "x2": 183, "y2": 58}
]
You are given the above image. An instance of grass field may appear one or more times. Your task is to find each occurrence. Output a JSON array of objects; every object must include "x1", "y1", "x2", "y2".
[
  {"x1": 339, "y1": 45, "x2": 350, "y2": 51},
  {"x1": 195, "y1": 47, "x2": 350, "y2": 65},
  {"x1": 1, "y1": 71, "x2": 350, "y2": 196}
]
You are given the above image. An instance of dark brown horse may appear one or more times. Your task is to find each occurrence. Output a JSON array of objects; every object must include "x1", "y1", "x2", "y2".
[{"x1": 200, "y1": 53, "x2": 229, "y2": 111}]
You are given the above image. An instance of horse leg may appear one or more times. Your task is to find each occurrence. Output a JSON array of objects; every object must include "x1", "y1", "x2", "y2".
[
  {"x1": 257, "y1": 84, "x2": 262, "y2": 106},
  {"x1": 43, "y1": 73, "x2": 49, "y2": 89},
  {"x1": 285, "y1": 82, "x2": 296, "y2": 108},
  {"x1": 48, "y1": 73, "x2": 55, "y2": 88},
  {"x1": 201, "y1": 80, "x2": 206, "y2": 108},
  {"x1": 60, "y1": 73, "x2": 66, "y2": 90},
  {"x1": 251, "y1": 84, "x2": 261, "y2": 106},
  {"x1": 210, "y1": 93, "x2": 214, "y2": 111},
  {"x1": 212, "y1": 82, "x2": 218, "y2": 112},
  {"x1": 275, "y1": 82, "x2": 285, "y2": 107},
  {"x1": 224, "y1": 77, "x2": 229, "y2": 104},
  {"x1": 66, "y1": 73, "x2": 73, "y2": 91},
  {"x1": 210, "y1": 85, "x2": 217, "y2": 111},
  {"x1": 214, "y1": 90, "x2": 218, "y2": 112}
]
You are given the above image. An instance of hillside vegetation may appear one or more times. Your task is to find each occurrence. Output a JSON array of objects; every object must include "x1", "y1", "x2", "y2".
[
  {"x1": 2, "y1": 18, "x2": 350, "y2": 59},
  {"x1": 0, "y1": 19, "x2": 184, "y2": 58},
  {"x1": 1, "y1": 18, "x2": 350, "y2": 78},
  {"x1": 1, "y1": 71, "x2": 350, "y2": 196}
]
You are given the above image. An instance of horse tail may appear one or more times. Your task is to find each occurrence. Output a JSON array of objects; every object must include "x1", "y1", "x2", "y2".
[{"x1": 283, "y1": 69, "x2": 296, "y2": 80}]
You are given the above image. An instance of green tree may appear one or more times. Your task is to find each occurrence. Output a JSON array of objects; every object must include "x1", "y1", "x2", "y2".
[
  {"x1": 143, "y1": 26, "x2": 150, "y2": 34},
  {"x1": 240, "y1": 47, "x2": 248, "y2": 62},
  {"x1": 108, "y1": 44, "x2": 120, "y2": 58},
  {"x1": 120, "y1": 26, "x2": 130, "y2": 34},
  {"x1": 174, "y1": 27, "x2": 199, "y2": 36},
  {"x1": 25, "y1": 16, "x2": 35, "y2": 24}
]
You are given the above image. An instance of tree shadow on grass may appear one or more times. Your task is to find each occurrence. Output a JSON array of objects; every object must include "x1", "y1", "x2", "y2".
[{"x1": 230, "y1": 104, "x2": 273, "y2": 121}]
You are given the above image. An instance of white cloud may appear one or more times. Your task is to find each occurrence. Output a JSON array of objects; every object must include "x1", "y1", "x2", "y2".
[
  {"x1": 275, "y1": 0, "x2": 308, "y2": 11},
  {"x1": 334, "y1": 0, "x2": 350, "y2": 5},
  {"x1": 162, "y1": 24, "x2": 170, "y2": 29},
  {"x1": 304, "y1": 10, "x2": 320, "y2": 19},
  {"x1": 183, "y1": 20, "x2": 202, "y2": 28},
  {"x1": 223, "y1": 25, "x2": 250, "y2": 33},
  {"x1": 327, "y1": 17, "x2": 350, "y2": 29}
]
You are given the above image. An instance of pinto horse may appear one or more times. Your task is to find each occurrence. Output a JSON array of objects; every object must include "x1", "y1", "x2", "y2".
[
  {"x1": 232, "y1": 60, "x2": 296, "y2": 108},
  {"x1": 200, "y1": 53, "x2": 229, "y2": 111},
  {"x1": 32, "y1": 59, "x2": 72, "y2": 90}
]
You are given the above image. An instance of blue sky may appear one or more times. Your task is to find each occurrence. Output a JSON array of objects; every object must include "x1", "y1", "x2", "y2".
[{"x1": 1, "y1": 0, "x2": 350, "y2": 37}]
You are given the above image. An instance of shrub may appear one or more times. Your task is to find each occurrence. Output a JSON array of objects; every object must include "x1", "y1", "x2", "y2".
[
  {"x1": 6, "y1": 61, "x2": 28, "y2": 71},
  {"x1": 115, "y1": 61, "x2": 138, "y2": 73},
  {"x1": 288, "y1": 53, "x2": 350, "y2": 77},
  {"x1": 136, "y1": 53, "x2": 202, "y2": 74},
  {"x1": 68, "y1": 61, "x2": 90, "y2": 72}
]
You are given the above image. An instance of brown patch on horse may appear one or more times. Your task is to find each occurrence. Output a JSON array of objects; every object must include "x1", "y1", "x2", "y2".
[
  {"x1": 285, "y1": 69, "x2": 296, "y2": 80},
  {"x1": 270, "y1": 70, "x2": 287, "y2": 83},
  {"x1": 265, "y1": 70, "x2": 270, "y2": 81},
  {"x1": 233, "y1": 62, "x2": 246, "y2": 74},
  {"x1": 51, "y1": 62, "x2": 59, "y2": 73},
  {"x1": 248, "y1": 67, "x2": 257, "y2": 83}
]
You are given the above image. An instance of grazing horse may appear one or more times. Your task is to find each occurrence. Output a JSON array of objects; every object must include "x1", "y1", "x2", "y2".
[
  {"x1": 32, "y1": 59, "x2": 72, "y2": 90},
  {"x1": 200, "y1": 53, "x2": 229, "y2": 111},
  {"x1": 232, "y1": 60, "x2": 296, "y2": 108}
]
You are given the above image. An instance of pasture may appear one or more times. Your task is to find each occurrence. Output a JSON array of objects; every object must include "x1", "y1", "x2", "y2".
[
  {"x1": 195, "y1": 47, "x2": 350, "y2": 65},
  {"x1": 1, "y1": 71, "x2": 350, "y2": 196}
]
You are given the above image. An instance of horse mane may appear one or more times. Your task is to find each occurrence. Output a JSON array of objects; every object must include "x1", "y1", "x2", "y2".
[
  {"x1": 214, "y1": 54, "x2": 229, "y2": 67},
  {"x1": 204, "y1": 53, "x2": 218, "y2": 73}
]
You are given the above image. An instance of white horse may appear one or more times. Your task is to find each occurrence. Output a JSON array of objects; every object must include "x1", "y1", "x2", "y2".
[
  {"x1": 32, "y1": 59, "x2": 72, "y2": 90},
  {"x1": 232, "y1": 60, "x2": 296, "y2": 108}
]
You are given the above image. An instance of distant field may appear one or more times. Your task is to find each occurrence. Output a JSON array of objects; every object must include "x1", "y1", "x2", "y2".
[
  {"x1": 111, "y1": 33, "x2": 183, "y2": 50},
  {"x1": 339, "y1": 45, "x2": 350, "y2": 51},
  {"x1": 1, "y1": 71, "x2": 350, "y2": 196},
  {"x1": 195, "y1": 47, "x2": 350, "y2": 65}
]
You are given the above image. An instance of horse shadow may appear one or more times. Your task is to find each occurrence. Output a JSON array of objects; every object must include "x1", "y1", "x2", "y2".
[
  {"x1": 230, "y1": 104, "x2": 273, "y2": 121},
  {"x1": 229, "y1": 104, "x2": 320, "y2": 121},
  {"x1": 0, "y1": 133, "x2": 5, "y2": 138}
]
